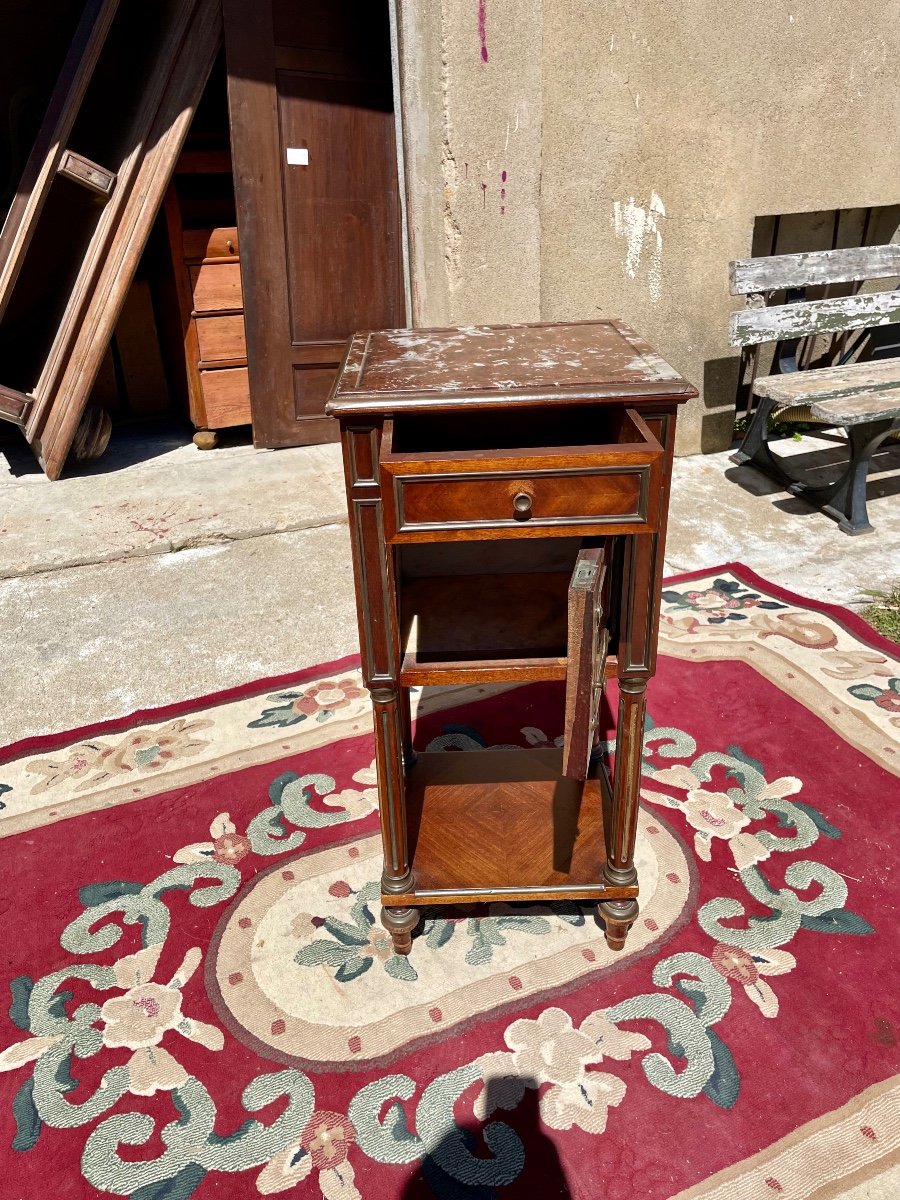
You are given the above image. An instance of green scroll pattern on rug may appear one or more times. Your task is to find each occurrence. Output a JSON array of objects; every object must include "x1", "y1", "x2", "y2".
[{"x1": 0, "y1": 724, "x2": 874, "y2": 1200}]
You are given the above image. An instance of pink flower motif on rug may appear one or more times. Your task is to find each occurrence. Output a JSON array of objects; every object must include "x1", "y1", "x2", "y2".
[
  {"x1": 249, "y1": 677, "x2": 367, "y2": 729},
  {"x1": 26, "y1": 718, "x2": 213, "y2": 793}
]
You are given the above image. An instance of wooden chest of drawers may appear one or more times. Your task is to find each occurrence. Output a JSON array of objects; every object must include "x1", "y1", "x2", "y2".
[{"x1": 164, "y1": 185, "x2": 252, "y2": 445}]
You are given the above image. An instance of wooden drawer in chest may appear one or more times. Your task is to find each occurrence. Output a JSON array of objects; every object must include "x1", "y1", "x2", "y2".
[{"x1": 163, "y1": 187, "x2": 253, "y2": 436}]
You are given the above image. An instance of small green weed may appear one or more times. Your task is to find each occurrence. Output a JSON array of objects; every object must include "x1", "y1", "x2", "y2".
[{"x1": 859, "y1": 585, "x2": 900, "y2": 643}]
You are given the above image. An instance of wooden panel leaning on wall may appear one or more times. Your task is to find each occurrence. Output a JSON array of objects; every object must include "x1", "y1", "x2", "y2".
[
  {"x1": 0, "y1": 0, "x2": 221, "y2": 478},
  {"x1": 224, "y1": 0, "x2": 406, "y2": 450}
]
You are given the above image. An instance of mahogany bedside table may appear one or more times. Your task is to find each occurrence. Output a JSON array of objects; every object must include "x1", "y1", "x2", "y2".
[{"x1": 325, "y1": 321, "x2": 696, "y2": 954}]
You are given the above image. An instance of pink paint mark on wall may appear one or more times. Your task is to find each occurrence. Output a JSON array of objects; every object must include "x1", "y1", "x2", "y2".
[
  {"x1": 478, "y1": 0, "x2": 488, "y2": 62},
  {"x1": 500, "y1": 169, "x2": 507, "y2": 214},
  {"x1": 480, "y1": 182, "x2": 488, "y2": 209},
  {"x1": 464, "y1": 162, "x2": 469, "y2": 179}
]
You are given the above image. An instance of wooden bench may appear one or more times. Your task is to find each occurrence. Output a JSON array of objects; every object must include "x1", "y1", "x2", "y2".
[{"x1": 728, "y1": 244, "x2": 900, "y2": 534}]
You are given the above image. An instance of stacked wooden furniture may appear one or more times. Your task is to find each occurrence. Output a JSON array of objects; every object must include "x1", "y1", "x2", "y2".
[
  {"x1": 163, "y1": 151, "x2": 251, "y2": 448},
  {"x1": 327, "y1": 320, "x2": 696, "y2": 955},
  {"x1": 729, "y1": 244, "x2": 900, "y2": 534}
]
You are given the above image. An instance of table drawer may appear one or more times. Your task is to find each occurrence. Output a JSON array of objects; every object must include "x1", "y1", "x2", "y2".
[{"x1": 380, "y1": 408, "x2": 664, "y2": 541}]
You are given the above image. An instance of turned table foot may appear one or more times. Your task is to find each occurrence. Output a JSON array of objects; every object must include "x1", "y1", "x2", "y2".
[
  {"x1": 599, "y1": 898, "x2": 639, "y2": 952},
  {"x1": 381, "y1": 905, "x2": 420, "y2": 955}
]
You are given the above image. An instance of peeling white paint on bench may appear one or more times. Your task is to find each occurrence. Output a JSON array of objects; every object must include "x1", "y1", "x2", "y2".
[
  {"x1": 811, "y1": 389, "x2": 900, "y2": 426},
  {"x1": 730, "y1": 244, "x2": 900, "y2": 295},
  {"x1": 729, "y1": 290, "x2": 900, "y2": 348},
  {"x1": 755, "y1": 357, "x2": 900, "y2": 404}
]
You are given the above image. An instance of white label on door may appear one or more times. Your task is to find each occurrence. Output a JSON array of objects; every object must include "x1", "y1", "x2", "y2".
[{"x1": 286, "y1": 147, "x2": 309, "y2": 166}]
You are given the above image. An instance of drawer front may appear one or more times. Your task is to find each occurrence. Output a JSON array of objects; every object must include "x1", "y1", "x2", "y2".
[
  {"x1": 196, "y1": 314, "x2": 247, "y2": 365},
  {"x1": 384, "y1": 462, "x2": 660, "y2": 541},
  {"x1": 183, "y1": 226, "x2": 239, "y2": 262},
  {"x1": 190, "y1": 262, "x2": 243, "y2": 313},
  {"x1": 199, "y1": 367, "x2": 252, "y2": 428}
]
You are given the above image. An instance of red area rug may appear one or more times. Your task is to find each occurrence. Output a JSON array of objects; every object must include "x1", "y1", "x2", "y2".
[{"x1": 1, "y1": 564, "x2": 899, "y2": 1200}]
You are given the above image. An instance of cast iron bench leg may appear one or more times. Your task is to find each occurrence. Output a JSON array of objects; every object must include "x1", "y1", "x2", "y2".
[
  {"x1": 729, "y1": 395, "x2": 794, "y2": 486},
  {"x1": 786, "y1": 419, "x2": 898, "y2": 535}
]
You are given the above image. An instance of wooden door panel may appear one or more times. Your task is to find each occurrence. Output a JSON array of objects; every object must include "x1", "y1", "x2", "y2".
[
  {"x1": 224, "y1": 0, "x2": 405, "y2": 450},
  {"x1": 562, "y1": 545, "x2": 609, "y2": 780},
  {"x1": 278, "y1": 78, "x2": 400, "y2": 345},
  {"x1": 293, "y1": 365, "x2": 339, "y2": 419}
]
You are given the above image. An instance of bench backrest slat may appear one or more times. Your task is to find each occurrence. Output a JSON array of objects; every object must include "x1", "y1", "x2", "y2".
[
  {"x1": 729, "y1": 244, "x2": 900, "y2": 296},
  {"x1": 729, "y1": 289, "x2": 900, "y2": 348}
]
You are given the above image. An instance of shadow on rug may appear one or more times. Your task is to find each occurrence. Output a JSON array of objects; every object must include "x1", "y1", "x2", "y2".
[{"x1": 0, "y1": 564, "x2": 898, "y2": 1200}]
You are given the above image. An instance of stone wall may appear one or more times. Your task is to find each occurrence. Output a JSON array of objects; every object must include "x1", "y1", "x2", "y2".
[{"x1": 394, "y1": 0, "x2": 900, "y2": 453}]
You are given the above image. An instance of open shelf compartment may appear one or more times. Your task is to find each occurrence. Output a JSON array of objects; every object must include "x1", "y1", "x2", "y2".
[
  {"x1": 386, "y1": 747, "x2": 635, "y2": 906},
  {"x1": 397, "y1": 537, "x2": 619, "y2": 686}
]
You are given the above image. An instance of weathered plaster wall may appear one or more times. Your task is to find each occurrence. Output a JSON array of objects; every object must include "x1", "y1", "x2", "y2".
[{"x1": 396, "y1": 0, "x2": 900, "y2": 453}]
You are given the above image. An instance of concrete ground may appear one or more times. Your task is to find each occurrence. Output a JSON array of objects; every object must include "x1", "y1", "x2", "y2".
[{"x1": 1, "y1": 422, "x2": 899, "y2": 746}]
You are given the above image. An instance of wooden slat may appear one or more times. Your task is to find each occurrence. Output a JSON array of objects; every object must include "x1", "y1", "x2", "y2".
[
  {"x1": 811, "y1": 389, "x2": 900, "y2": 426},
  {"x1": 729, "y1": 290, "x2": 900, "y2": 349},
  {"x1": 729, "y1": 244, "x2": 900, "y2": 296},
  {"x1": 755, "y1": 357, "x2": 900, "y2": 404},
  {"x1": 0, "y1": 384, "x2": 33, "y2": 427}
]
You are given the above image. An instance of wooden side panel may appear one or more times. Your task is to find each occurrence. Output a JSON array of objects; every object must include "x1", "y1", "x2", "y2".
[
  {"x1": 114, "y1": 278, "x2": 169, "y2": 416},
  {"x1": 619, "y1": 408, "x2": 676, "y2": 676}
]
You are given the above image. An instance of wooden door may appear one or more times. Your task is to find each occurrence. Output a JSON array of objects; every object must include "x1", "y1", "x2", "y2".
[
  {"x1": 224, "y1": 0, "x2": 406, "y2": 449},
  {"x1": 562, "y1": 545, "x2": 610, "y2": 780}
]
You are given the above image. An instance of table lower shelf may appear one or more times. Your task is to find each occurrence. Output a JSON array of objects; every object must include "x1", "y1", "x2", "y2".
[{"x1": 385, "y1": 747, "x2": 637, "y2": 907}]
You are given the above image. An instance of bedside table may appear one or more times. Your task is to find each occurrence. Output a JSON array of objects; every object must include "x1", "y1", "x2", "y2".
[{"x1": 326, "y1": 320, "x2": 696, "y2": 954}]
